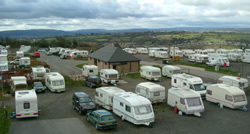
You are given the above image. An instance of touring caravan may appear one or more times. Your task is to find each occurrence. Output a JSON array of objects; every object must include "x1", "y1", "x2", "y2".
[
  {"x1": 155, "y1": 51, "x2": 169, "y2": 58},
  {"x1": 15, "y1": 90, "x2": 39, "y2": 118},
  {"x1": 149, "y1": 50, "x2": 156, "y2": 57},
  {"x1": 167, "y1": 87, "x2": 204, "y2": 117},
  {"x1": 16, "y1": 51, "x2": 24, "y2": 58},
  {"x1": 32, "y1": 67, "x2": 46, "y2": 80},
  {"x1": 0, "y1": 61, "x2": 8, "y2": 71},
  {"x1": 206, "y1": 54, "x2": 230, "y2": 66},
  {"x1": 0, "y1": 54, "x2": 7, "y2": 61},
  {"x1": 100, "y1": 69, "x2": 119, "y2": 84},
  {"x1": 59, "y1": 48, "x2": 70, "y2": 55},
  {"x1": 244, "y1": 49, "x2": 250, "y2": 55},
  {"x1": 140, "y1": 66, "x2": 161, "y2": 81},
  {"x1": 0, "y1": 49, "x2": 8, "y2": 55},
  {"x1": 205, "y1": 49, "x2": 215, "y2": 54},
  {"x1": 195, "y1": 54, "x2": 209, "y2": 63},
  {"x1": 136, "y1": 47, "x2": 148, "y2": 54},
  {"x1": 232, "y1": 49, "x2": 243, "y2": 55},
  {"x1": 183, "y1": 50, "x2": 195, "y2": 57},
  {"x1": 135, "y1": 82, "x2": 165, "y2": 104},
  {"x1": 82, "y1": 65, "x2": 98, "y2": 77},
  {"x1": 162, "y1": 65, "x2": 181, "y2": 78},
  {"x1": 95, "y1": 87, "x2": 125, "y2": 110},
  {"x1": 10, "y1": 76, "x2": 28, "y2": 96},
  {"x1": 241, "y1": 54, "x2": 250, "y2": 63},
  {"x1": 188, "y1": 54, "x2": 199, "y2": 62},
  {"x1": 216, "y1": 49, "x2": 228, "y2": 56},
  {"x1": 69, "y1": 50, "x2": 88, "y2": 58},
  {"x1": 172, "y1": 74, "x2": 206, "y2": 98},
  {"x1": 194, "y1": 49, "x2": 202, "y2": 54},
  {"x1": 45, "y1": 72, "x2": 65, "y2": 93},
  {"x1": 227, "y1": 53, "x2": 241, "y2": 62},
  {"x1": 206, "y1": 84, "x2": 247, "y2": 110},
  {"x1": 170, "y1": 50, "x2": 183, "y2": 57},
  {"x1": 113, "y1": 92, "x2": 154, "y2": 127},
  {"x1": 217, "y1": 76, "x2": 248, "y2": 91},
  {"x1": 123, "y1": 48, "x2": 137, "y2": 54},
  {"x1": 19, "y1": 57, "x2": 30, "y2": 67}
]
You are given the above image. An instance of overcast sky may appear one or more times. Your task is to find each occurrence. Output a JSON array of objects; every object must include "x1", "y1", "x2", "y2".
[{"x1": 1, "y1": 0, "x2": 250, "y2": 31}]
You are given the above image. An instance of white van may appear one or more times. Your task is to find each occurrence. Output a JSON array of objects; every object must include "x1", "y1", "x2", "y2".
[
  {"x1": 167, "y1": 87, "x2": 204, "y2": 117},
  {"x1": 19, "y1": 57, "x2": 30, "y2": 67},
  {"x1": 155, "y1": 51, "x2": 169, "y2": 59},
  {"x1": 10, "y1": 76, "x2": 28, "y2": 96},
  {"x1": 217, "y1": 76, "x2": 248, "y2": 90},
  {"x1": 15, "y1": 90, "x2": 39, "y2": 118},
  {"x1": 206, "y1": 84, "x2": 247, "y2": 110},
  {"x1": 135, "y1": 82, "x2": 165, "y2": 104},
  {"x1": 0, "y1": 61, "x2": 8, "y2": 71},
  {"x1": 95, "y1": 87, "x2": 125, "y2": 110},
  {"x1": 45, "y1": 72, "x2": 65, "y2": 92},
  {"x1": 100, "y1": 69, "x2": 119, "y2": 84},
  {"x1": 113, "y1": 92, "x2": 154, "y2": 127},
  {"x1": 162, "y1": 65, "x2": 181, "y2": 78},
  {"x1": 16, "y1": 51, "x2": 24, "y2": 58},
  {"x1": 32, "y1": 67, "x2": 46, "y2": 80},
  {"x1": 69, "y1": 50, "x2": 88, "y2": 58},
  {"x1": 172, "y1": 74, "x2": 206, "y2": 98},
  {"x1": 82, "y1": 65, "x2": 98, "y2": 77},
  {"x1": 140, "y1": 66, "x2": 161, "y2": 81}
]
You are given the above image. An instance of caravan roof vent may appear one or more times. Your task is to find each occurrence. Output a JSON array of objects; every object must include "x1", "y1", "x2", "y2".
[
  {"x1": 18, "y1": 91, "x2": 29, "y2": 95},
  {"x1": 52, "y1": 74, "x2": 58, "y2": 76},
  {"x1": 123, "y1": 95, "x2": 130, "y2": 98}
]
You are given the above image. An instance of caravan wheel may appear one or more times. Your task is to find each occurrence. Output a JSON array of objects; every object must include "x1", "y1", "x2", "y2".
[
  {"x1": 121, "y1": 115, "x2": 125, "y2": 121},
  {"x1": 95, "y1": 123, "x2": 99, "y2": 130},
  {"x1": 148, "y1": 123, "x2": 153, "y2": 128},
  {"x1": 78, "y1": 108, "x2": 82, "y2": 115}
]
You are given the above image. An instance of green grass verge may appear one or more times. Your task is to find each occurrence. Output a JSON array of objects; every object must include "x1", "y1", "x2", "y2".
[
  {"x1": 64, "y1": 75, "x2": 85, "y2": 87},
  {"x1": 176, "y1": 61, "x2": 239, "y2": 76},
  {"x1": 0, "y1": 106, "x2": 12, "y2": 134},
  {"x1": 126, "y1": 73, "x2": 141, "y2": 79},
  {"x1": 152, "y1": 65, "x2": 162, "y2": 70},
  {"x1": 75, "y1": 63, "x2": 87, "y2": 69}
]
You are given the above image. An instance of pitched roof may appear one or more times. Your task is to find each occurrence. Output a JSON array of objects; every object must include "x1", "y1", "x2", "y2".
[{"x1": 89, "y1": 46, "x2": 140, "y2": 63}]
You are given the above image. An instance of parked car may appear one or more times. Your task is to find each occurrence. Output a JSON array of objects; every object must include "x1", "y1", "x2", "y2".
[
  {"x1": 85, "y1": 76, "x2": 102, "y2": 88},
  {"x1": 46, "y1": 51, "x2": 52, "y2": 56},
  {"x1": 32, "y1": 82, "x2": 46, "y2": 93},
  {"x1": 86, "y1": 110, "x2": 117, "y2": 130},
  {"x1": 60, "y1": 54, "x2": 68, "y2": 59},
  {"x1": 72, "y1": 92, "x2": 96, "y2": 115},
  {"x1": 10, "y1": 59, "x2": 20, "y2": 65}
]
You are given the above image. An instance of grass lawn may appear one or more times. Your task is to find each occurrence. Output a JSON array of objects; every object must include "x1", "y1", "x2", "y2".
[
  {"x1": 0, "y1": 106, "x2": 12, "y2": 134},
  {"x1": 64, "y1": 75, "x2": 85, "y2": 87},
  {"x1": 126, "y1": 73, "x2": 141, "y2": 79},
  {"x1": 75, "y1": 63, "x2": 87, "y2": 69}
]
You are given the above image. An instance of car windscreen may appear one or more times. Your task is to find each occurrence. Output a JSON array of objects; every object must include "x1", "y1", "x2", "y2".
[
  {"x1": 193, "y1": 84, "x2": 206, "y2": 91},
  {"x1": 101, "y1": 115, "x2": 115, "y2": 121},
  {"x1": 34, "y1": 82, "x2": 43, "y2": 87},
  {"x1": 79, "y1": 97, "x2": 92, "y2": 103},
  {"x1": 233, "y1": 95, "x2": 246, "y2": 102},
  {"x1": 135, "y1": 105, "x2": 152, "y2": 115},
  {"x1": 93, "y1": 78, "x2": 101, "y2": 83},
  {"x1": 186, "y1": 97, "x2": 201, "y2": 107}
]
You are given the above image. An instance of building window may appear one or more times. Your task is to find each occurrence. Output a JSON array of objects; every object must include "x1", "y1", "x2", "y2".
[
  {"x1": 24, "y1": 102, "x2": 30, "y2": 109},
  {"x1": 207, "y1": 90, "x2": 212, "y2": 95},
  {"x1": 125, "y1": 105, "x2": 131, "y2": 113},
  {"x1": 120, "y1": 102, "x2": 123, "y2": 107}
]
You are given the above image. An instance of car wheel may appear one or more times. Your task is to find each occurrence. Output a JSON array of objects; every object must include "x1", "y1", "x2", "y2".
[
  {"x1": 95, "y1": 123, "x2": 99, "y2": 130},
  {"x1": 72, "y1": 102, "x2": 75, "y2": 109},
  {"x1": 78, "y1": 108, "x2": 82, "y2": 115},
  {"x1": 86, "y1": 116, "x2": 90, "y2": 122},
  {"x1": 90, "y1": 84, "x2": 93, "y2": 88}
]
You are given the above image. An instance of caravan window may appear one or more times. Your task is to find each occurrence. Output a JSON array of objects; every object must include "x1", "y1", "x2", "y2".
[
  {"x1": 186, "y1": 97, "x2": 201, "y2": 107},
  {"x1": 136, "y1": 87, "x2": 140, "y2": 93},
  {"x1": 173, "y1": 70, "x2": 180, "y2": 74},
  {"x1": 183, "y1": 83, "x2": 187, "y2": 86},
  {"x1": 109, "y1": 74, "x2": 117, "y2": 79},
  {"x1": 125, "y1": 105, "x2": 131, "y2": 113},
  {"x1": 52, "y1": 80, "x2": 64, "y2": 86},
  {"x1": 233, "y1": 95, "x2": 246, "y2": 102},
  {"x1": 239, "y1": 83, "x2": 244, "y2": 88},
  {"x1": 180, "y1": 98, "x2": 185, "y2": 104},
  {"x1": 174, "y1": 79, "x2": 177, "y2": 83},
  {"x1": 207, "y1": 90, "x2": 212, "y2": 95},
  {"x1": 89, "y1": 70, "x2": 93, "y2": 73},
  {"x1": 100, "y1": 93, "x2": 103, "y2": 97},
  {"x1": 24, "y1": 102, "x2": 30, "y2": 109},
  {"x1": 152, "y1": 72, "x2": 160, "y2": 76},
  {"x1": 95, "y1": 92, "x2": 99, "y2": 97},
  {"x1": 153, "y1": 92, "x2": 160, "y2": 96},
  {"x1": 225, "y1": 95, "x2": 233, "y2": 101},
  {"x1": 135, "y1": 105, "x2": 152, "y2": 115},
  {"x1": 120, "y1": 102, "x2": 124, "y2": 107}
]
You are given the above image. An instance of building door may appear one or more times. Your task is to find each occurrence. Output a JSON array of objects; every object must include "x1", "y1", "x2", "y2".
[
  {"x1": 113, "y1": 65, "x2": 116, "y2": 69},
  {"x1": 94, "y1": 59, "x2": 97, "y2": 65}
]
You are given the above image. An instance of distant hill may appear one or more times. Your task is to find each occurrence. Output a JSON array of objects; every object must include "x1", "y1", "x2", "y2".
[{"x1": 1, "y1": 27, "x2": 249, "y2": 39}]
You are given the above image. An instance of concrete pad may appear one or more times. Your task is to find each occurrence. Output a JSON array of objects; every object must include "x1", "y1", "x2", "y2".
[{"x1": 9, "y1": 118, "x2": 91, "y2": 134}]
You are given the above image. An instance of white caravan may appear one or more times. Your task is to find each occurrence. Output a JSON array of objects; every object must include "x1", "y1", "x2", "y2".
[
  {"x1": 170, "y1": 50, "x2": 183, "y2": 57},
  {"x1": 167, "y1": 87, "x2": 204, "y2": 117},
  {"x1": 198, "y1": 50, "x2": 208, "y2": 55},
  {"x1": 123, "y1": 48, "x2": 137, "y2": 54},
  {"x1": 162, "y1": 65, "x2": 181, "y2": 78},
  {"x1": 49, "y1": 47, "x2": 60, "y2": 54},
  {"x1": 155, "y1": 51, "x2": 169, "y2": 58},
  {"x1": 206, "y1": 84, "x2": 247, "y2": 110},
  {"x1": 69, "y1": 50, "x2": 88, "y2": 58},
  {"x1": 227, "y1": 53, "x2": 241, "y2": 62},
  {"x1": 16, "y1": 51, "x2": 24, "y2": 58},
  {"x1": 10, "y1": 76, "x2": 28, "y2": 96},
  {"x1": 64, "y1": 49, "x2": 79, "y2": 57},
  {"x1": 32, "y1": 67, "x2": 46, "y2": 80},
  {"x1": 0, "y1": 49, "x2": 8, "y2": 55},
  {"x1": 140, "y1": 66, "x2": 161, "y2": 81},
  {"x1": 15, "y1": 90, "x2": 39, "y2": 118},
  {"x1": 136, "y1": 47, "x2": 148, "y2": 54},
  {"x1": 19, "y1": 57, "x2": 30, "y2": 67},
  {"x1": 45, "y1": 72, "x2": 65, "y2": 92},
  {"x1": 205, "y1": 49, "x2": 215, "y2": 54},
  {"x1": 135, "y1": 82, "x2": 165, "y2": 104},
  {"x1": 0, "y1": 61, "x2": 8, "y2": 71},
  {"x1": 113, "y1": 92, "x2": 154, "y2": 127},
  {"x1": 241, "y1": 54, "x2": 250, "y2": 63},
  {"x1": 217, "y1": 76, "x2": 248, "y2": 91},
  {"x1": 183, "y1": 49, "x2": 195, "y2": 57},
  {"x1": 232, "y1": 49, "x2": 243, "y2": 54},
  {"x1": 244, "y1": 49, "x2": 250, "y2": 55},
  {"x1": 95, "y1": 87, "x2": 125, "y2": 110},
  {"x1": 195, "y1": 54, "x2": 209, "y2": 63},
  {"x1": 194, "y1": 49, "x2": 202, "y2": 54},
  {"x1": 188, "y1": 54, "x2": 199, "y2": 62},
  {"x1": 206, "y1": 54, "x2": 230, "y2": 66},
  {"x1": 0, "y1": 54, "x2": 7, "y2": 61},
  {"x1": 149, "y1": 50, "x2": 156, "y2": 57},
  {"x1": 82, "y1": 65, "x2": 98, "y2": 77},
  {"x1": 216, "y1": 49, "x2": 228, "y2": 56},
  {"x1": 100, "y1": 69, "x2": 119, "y2": 84},
  {"x1": 172, "y1": 74, "x2": 206, "y2": 98},
  {"x1": 59, "y1": 48, "x2": 70, "y2": 55}
]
